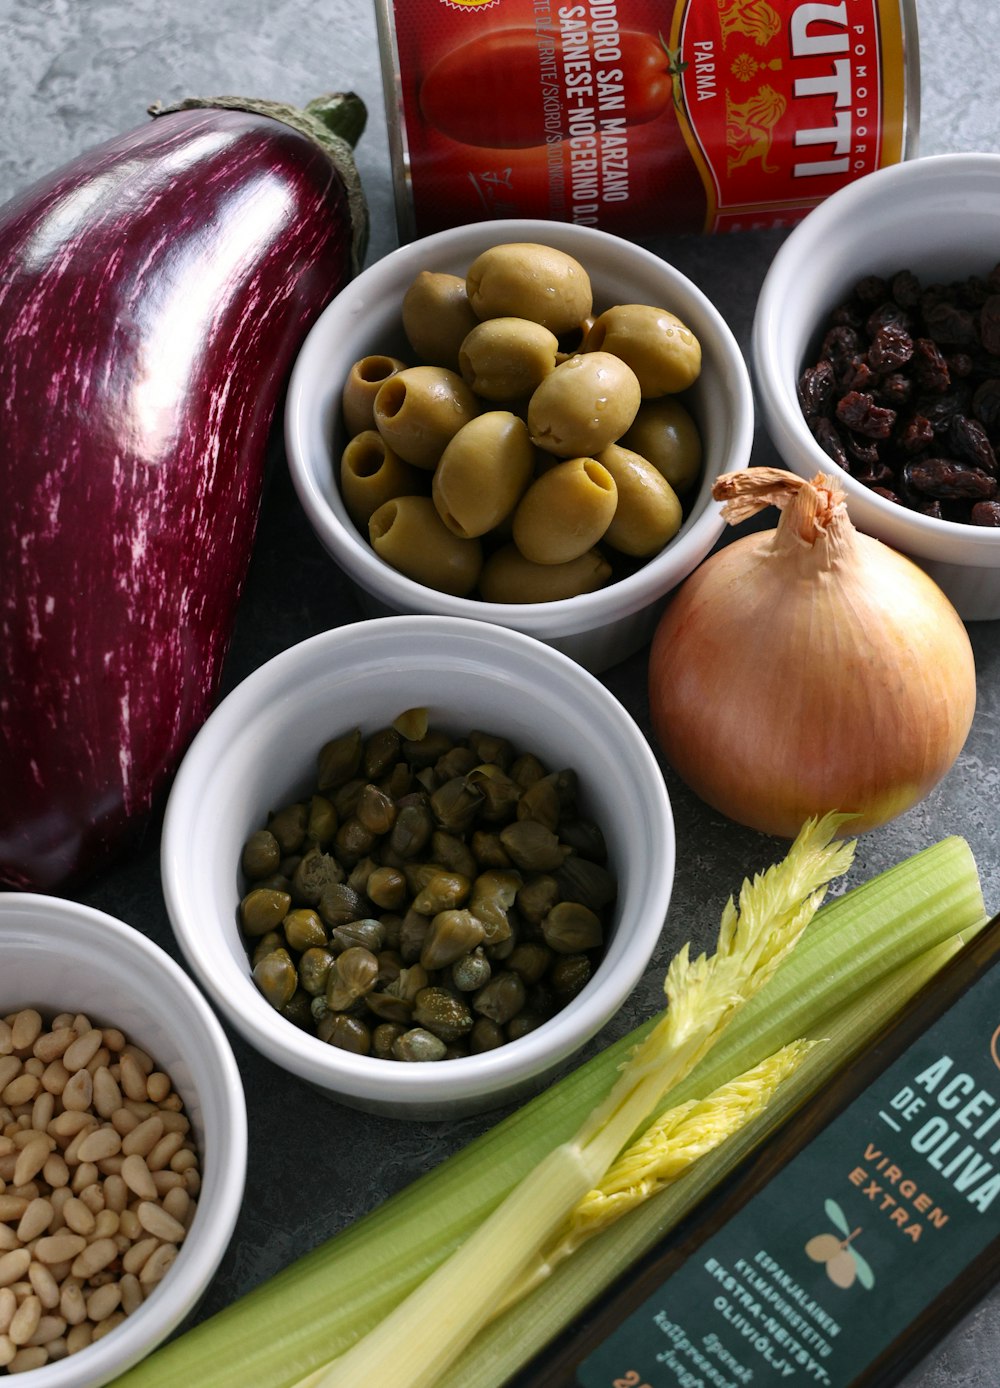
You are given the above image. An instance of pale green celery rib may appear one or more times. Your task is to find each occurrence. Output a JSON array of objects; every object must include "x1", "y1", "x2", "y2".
[
  {"x1": 437, "y1": 929, "x2": 980, "y2": 1388},
  {"x1": 113, "y1": 836, "x2": 983, "y2": 1388}
]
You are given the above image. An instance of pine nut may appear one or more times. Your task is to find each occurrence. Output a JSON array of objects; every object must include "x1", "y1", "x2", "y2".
[
  {"x1": 103, "y1": 1174, "x2": 127, "y2": 1213},
  {"x1": 8, "y1": 1293, "x2": 41, "y2": 1347},
  {"x1": 0, "y1": 1196, "x2": 28, "y2": 1224},
  {"x1": 121, "y1": 1153, "x2": 157, "y2": 1201},
  {"x1": 47, "y1": 1110, "x2": 93, "y2": 1140},
  {"x1": 162, "y1": 1186, "x2": 191, "y2": 1225},
  {"x1": 92, "y1": 1309, "x2": 126, "y2": 1341},
  {"x1": 118, "y1": 1209, "x2": 142, "y2": 1241},
  {"x1": 69, "y1": 1162, "x2": 99, "y2": 1194},
  {"x1": 92, "y1": 1209, "x2": 120, "y2": 1241},
  {"x1": 33, "y1": 1234, "x2": 86, "y2": 1267},
  {"x1": 65, "y1": 1320, "x2": 93, "y2": 1354},
  {"x1": 59, "y1": 1281, "x2": 86, "y2": 1327},
  {"x1": 60, "y1": 1069, "x2": 93, "y2": 1113},
  {"x1": 0, "y1": 1287, "x2": 15, "y2": 1333},
  {"x1": 70, "y1": 1237, "x2": 118, "y2": 1280},
  {"x1": 92, "y1": 1068, "x2": 122, "y2": 1119},
  {"x1": 78, "y1": 1183, "x2": 104, "y2": 1214},
  {"x1": 32, "y1": 1028, "x2": 75, "y2": 1065},
  {"x1": 119, "y1": 1272, "x2": 143, "y2": 1316},
  {"x1": 0, "y1": 1335, "x2": 13, "y2": 1369},
  {"x1": 145, "y1": 1072, "x2": 172, "y2": 1103},
  {"x1": 0, "y1": 1250, "x2": 31, "y2": 1287},
  {"x1": 2, "y1": 1074, "x2": 40, "y2": 1108},
  {"x1": 41, "y1": 1153, "x2": 69, "y2": 1189},
  {"x1": 27, "y1": 1261, "x2": 60, "y2": 1311},
  {"x1": 9, "y1": 1345, "x2": 48, "y2": 1372},
  {"x1": 138, "y1": 1243, "x2": 178, "y2": 1288},
  {"x1": 119, "y1": 1054, "x2": 148, "y2": 1102},
  {"x1": 16, "y1": 1196, "x2": 54, "y2": 1243},
  {"x1": 86, "y1": 1282, "x2": 122, "y2": 1324},
  {"x1": 62, "y1": 1029, "x2": 103, "y2": 1074},
  {"x1": 75, "y1": 1127, "x2": 122, "y2": 1164},
  {"x1": 146, "y1": 1131, "x2": 185, "y2": 1172},
  {"x1": 41, "y1": 1060, "x2": 70, "y2": 1097},
  {"x1": 13, "y1": 1137, "x2": 51, "y2": 1188},
  {"x1": 102, "y1": 1029, "x2": 126, "y2": 1054},
  {"x1": 62, "y1": 1197, "x2": 96, "y2": 1237},
  {"x1": 0, "y1": 1020, "x2": 12, "y2": 1057},
  {"x1": 10, "y1": 1011, "x2": 43, "y2": 1054},
  {"x1": 121, "y1": 1237, "x2": 159, "y2": 1276},
  {"x1": 137, "y1": 1201, "x2": 187, "y2": 1244},
  {"x1": 0, "y1": 1059, "x2": 21, "y2": 1093},
  {"x1": 121, "y1": 1115, "x2": 164, "y2": 1158},
  {"x1": 27, "y1": 1312, "x2": 66, "y2": 1348},
  {"x1": 31, "y1": 1092, "x2": 55, "y2": 1133}
]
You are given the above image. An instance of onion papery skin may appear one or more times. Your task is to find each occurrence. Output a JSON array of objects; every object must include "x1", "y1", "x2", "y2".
[{"x1": 648, "y1": 517, "x2": 977, "y2": 839}]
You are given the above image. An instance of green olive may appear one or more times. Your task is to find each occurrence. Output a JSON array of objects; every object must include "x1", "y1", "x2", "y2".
[
  {"x1": 431, "y1": 412, "x2": 535, "y2": 539},
  {"x1": 458, "y1": 317, "x2": 559, "y2": 401},
  {"x1": 527, "y1": 352, "x2": 641, "y2": 458},
  {"x1": 620, "y1": 398, "x2": 703, "y2": 497},
  {"x1": 512, "y1": 457, "x2": 617, "y2": 565},
  {"x1": 373, "y1": 365, "x2": 480, "y2": 470},
  {"x1": 342, "y1": 354, "x2": 408, "y2": 437},
  {"x1": 466, "y1": 243, "x2": 593, "y2": 334},
  {"x1": 401, "y1": 270, "x2": 480, "y2": 370},
  {"x1": 340, "y1": 431, "x2": 426, "y2": 531},
  {"x1": 369, "y1": 495, "x2": 483, "y2": 596},
  {"x1": 583, "y1": 304, "x2": 702, "y2": 396},
  {"x1": 479, "y1": 543, "x2": 612, "y2": 604},
  {"x1": 597, "y1": 442, "x2": 683, "y2": 557}
]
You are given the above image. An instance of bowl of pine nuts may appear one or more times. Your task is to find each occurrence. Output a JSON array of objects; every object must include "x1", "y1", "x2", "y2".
[{"x1": 0, "y1": 894, "x2": 247, "y2": 1385}]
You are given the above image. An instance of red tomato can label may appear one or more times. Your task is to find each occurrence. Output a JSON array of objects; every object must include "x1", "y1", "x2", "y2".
[{"x1": 375, "y1": 0, "x2": 919, "y2": 238}]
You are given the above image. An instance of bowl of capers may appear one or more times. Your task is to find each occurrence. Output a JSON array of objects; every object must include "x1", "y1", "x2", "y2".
[
  {"x1": 160, "y1": 616, "x2": 675, "y2": 1119},
  {"x1": 285, "y1": 219, "x2": 754, "y2": 674}
]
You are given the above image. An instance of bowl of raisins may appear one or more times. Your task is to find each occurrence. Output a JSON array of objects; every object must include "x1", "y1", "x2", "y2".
[{"x1": 752, "y1": 152, "x2": 1000, "y2": 620}]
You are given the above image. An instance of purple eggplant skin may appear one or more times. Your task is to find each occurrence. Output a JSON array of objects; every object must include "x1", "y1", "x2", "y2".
[{"x1": 0, "y1": 96, "x2": 368, "y2": 891}]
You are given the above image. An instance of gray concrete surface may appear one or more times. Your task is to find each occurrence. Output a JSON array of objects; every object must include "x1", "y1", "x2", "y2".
[{"x1": 1, "y1": 2, "x2": 998, "y2": 1384}]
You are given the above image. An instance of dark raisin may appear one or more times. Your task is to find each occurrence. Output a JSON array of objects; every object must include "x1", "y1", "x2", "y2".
[
  {"x1": 853, "y1": 460, "x2": 895, "y2": 487},
  {"x1": 971, "y1": 500, "x2": 1000, "y2": 526},
  {"x1": 868, "y1": 322, "x2": 913, "y2": 373},
  {"x1": 912, "y1": 338, "x2": 951, "y2": 393},
  {"x1": 841, "y1": 357, "x2": 875, "y2": 392},
  {"x1": 903, "y1": 458, "x2": 999, "y2": 500},
  {"x1": 866, "y1": 302, "x2": 911, "y2": 337},
  {"x1": 979, "y1": 295, "x2": 1000, "y2": 355},
  {"x1": 821, "y1": 325, "x2": 861, "y2": 368},
  {"x1": 810, "y1": 417, "x2": 848, "y2": 469},
  {"x1": 923, "y1": 303, "x2": 976, "y2": 346},
  {"x1": 949, "y1": 414, "x2": 997, "y2": 473},
  {"x1": 853, "y1": 275, "x2": 888, "y2": 305},
  {"x1": 890, "y1": 270, "x2": 922, "y2": 309},
  {"x1": 946, "y1": 352, "x2": 975, "y2": 379},
  {"x1": 877, "y1": 372, "x2": 913, "y2": 408},
  {"x1": 797, "y1": 360, "x2": 836, "y2": 418},
  {"x1": 835, "y1": 391, "x2": 896, "y2": 439},
  {"x1": 897, "y1": 414, "x2": 935, "y2": 455},
  {"x1": 844, "y1": 432, "x2": 882, "y2": 468},
  {"x1": 972, "y1": 378, "x2": 1000, "y2": 432},
  {"x1": 869, "y1": 485, "x2": 903, "y2": 503}
]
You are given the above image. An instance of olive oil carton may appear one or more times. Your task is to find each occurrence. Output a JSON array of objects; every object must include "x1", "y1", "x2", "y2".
[{"x1": 514, "y1": 911, "x2": 1000, "y2": 1387}]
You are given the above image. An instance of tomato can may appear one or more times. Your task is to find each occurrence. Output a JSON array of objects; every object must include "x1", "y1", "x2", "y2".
[{"x1": 375, "y1": 0, "x2": 920, "y2": 239}]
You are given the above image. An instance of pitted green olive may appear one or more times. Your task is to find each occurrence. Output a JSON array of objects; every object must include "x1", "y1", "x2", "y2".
[
  {"x1": 342, "y1": 354, "x2": 408, "y2": 437},
  {"x1": 466, "y1": 243, "x2": 593, "y2": 334},
  {"x1": 431, "y1": 412, "x2": 535, "y2": 539},
  {"x1": 373, "y1": 366, "x2": 480, "y2": 470},
  {"x1": 479, "y1": 544, "x2": 612, "y2": 604},
  {"x1": 340, "y1": 431, "x2": 426, "y2": 530},
  {"x1": 583, "y1": 304, "x2": 702, "y2": 396},
  {"x1": 401, "y1": 270, "x2": 480, "y2": 370},
  {"x1": 369, "y1": 495, "x2": 483, "y2": 596},
  {"x1": 512, "y1": 457, "x2": 617, "y2": 565},
  {"x1": 621, "y1": 398, "x2": 704, "y2": 497},
  {"x1": 458, "y1": 317, "x2": 559, "y2": 401},
  {"x1": 597, "y1": 443, "x2": 683, "y2": 557},
  {"x1": 527, "y1": 352, "x2": 641, "y2": 458}
]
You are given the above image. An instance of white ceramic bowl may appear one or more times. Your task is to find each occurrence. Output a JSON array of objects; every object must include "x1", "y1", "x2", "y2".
[
  {"x1": 161, "y1": 616, "x2": 675, "y2": 1121},
  {"x1": 754, "y1": 153, "x2": 1000, "y2": 621},
  {"x1": 285, "y1": 218, "x2": 754, "y2": 674},
  {"x1": 0, "y1": 895, "x2": 247, "y2": 1388}
]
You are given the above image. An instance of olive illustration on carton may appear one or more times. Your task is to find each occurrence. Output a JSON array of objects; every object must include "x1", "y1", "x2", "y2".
[{"x1": 805, "y1": 1198, "x2": 876, "y2": 1290}]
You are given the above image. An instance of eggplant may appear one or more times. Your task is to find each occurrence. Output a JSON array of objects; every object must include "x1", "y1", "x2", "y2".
[{"x1": 0, "y1": 93, "x2": 369, "y2": 891}]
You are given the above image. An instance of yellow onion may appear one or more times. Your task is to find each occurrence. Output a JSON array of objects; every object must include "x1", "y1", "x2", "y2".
[{"x1": 648, "y1": 468, "x2": 977, "y2": 837}]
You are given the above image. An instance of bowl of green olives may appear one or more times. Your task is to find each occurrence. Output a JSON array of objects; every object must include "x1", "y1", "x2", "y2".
[
  {"x1": 160, "y1": 616, "x2": 675, "y2": 1120},
  {"x1": 285, "y1": 220, "x2": 754, "y2": 674}
]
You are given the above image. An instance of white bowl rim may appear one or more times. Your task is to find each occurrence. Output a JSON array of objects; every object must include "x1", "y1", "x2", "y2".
[
  {"x1": 285, "y1": 217, "x2": 755, "y2": 636},
  {"x1": 0, "y1": 893, "x2": 248, "y2": 1388},
  {"x1": 753, "y1": 152, "x2": 1000, "y2": 566},
  {"x1": 161, "y1": 614, "x2": 675, "y2": 1108}
]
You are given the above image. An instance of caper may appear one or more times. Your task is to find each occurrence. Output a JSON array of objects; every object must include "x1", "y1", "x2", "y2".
[
  {"x1": 319, "y1": 1013, "x2": 371, "y2": 1055},
  {"x1": 267, "y1": 803, "x2": 308, "y2": 855},
  {"x1": 394, "y1": 707, "x2": 429, "y2": 741},
  {"x1": 473, "y1": 971, "x2": 526, "y2": 1025},
  {"x1": 507, "y1": 1014, "x2": 545, "y2": 1042},
  {"x1": 413, "y1": 987, "x2": 474, "y2": 1043},
  {"x1": 542, "y1": 901, "x2": 604, "y2": 953},
  {"x1": 388, "y1": 800, "x2": 434, "y2": 859},
  {"x1": 332, "y1": 778, "x2": 366, "y2": 820},
  {"x1": 467, "y1": 766, "x2": 521, "y2": 824},
  {"x1": 325, "y1": 946, "x2": 380, "y2": 1012},
  {"x1": 435, "y1": 745, "x2": 480, "y2": 782},
  {"x1": 516, "y1": 774, "x2": 562, "y2": 831},
  {"x1": 511, "y1": 753, "x2": 546, "y2": 789},
  {"x1": 330, "y1": 918, "x2": 386, "y2": 954},
  {"x1": 241, "y1": 829, "x2": 281, "y2": 881},
  {"x1": 291, "y1": 847, "x2": 344, "y2": 906},
  {"x1": 411, "y1": 869, "x2": 471, "y2": 916},
  {"x1": 253, "y1": 948, "x2": 298, "y2": 1011},
  {"x1": 451, "y1": 947, "x2": 492, "y2": 993},
  {"x1": 516, "y1": 874, "x2": 561, "y2": 925},
  {"x1": 251, "y1": 930, "x2": 285, "y2": 968},
  {"x1": 430, "y1": 776, "x2": 484, "y2": 834},
  {"x1": 377, "y1": 949, "x2": 403, "y2": 986},
  {"x1": 430, "y1": 830, "x2": 478, "y2": 878},
  {"x1": 392, "y1": 963, "x2": 429, "y2": 1004},
  {"x1": 317, "y1": 727, "x2": 363, "y2": 790},
  {"x1": 558, "y1": 818, "x2": 607, "y2": 863},
  {"x1": 469, "y1": 1017, "x2": 505, "y2": 1053},
  {"x1": 391, "y1": 1027, "x2": 447, "y2": 1062},
  {"x1": 379, "y1": 762, "x2": 413, "y2": 800},
  {"x1": 549, "y1": 953, "x2": 592, "y2": 999},
  {"x1": 420, "y1": 910, "x2": 486, "y2": 971},
  {"x1": 372, "y1": 1022, "x2": 407, "y2": 1060},
  {"x1": 364, "y1": 725, "x2": 402, "y2": 779},
  {"x1": 468, "y1": 869, "x2": 521, "y2": 944},
  {"x1": 499, "y1": 820, "x2": 569, "y2": 873},
  {"x1": 554, "y1": 857, "x2": 617, "y2": 913},
  {"x1": 305, "y1": 796, "x2": 338, "y2": 849},
  {"x1": 355, "y1": 783, "x2": 398, "y2": 836},
  {"x1": 283, "y1": 908, "x2": 328, "y2": 953},
  {"x1": 347, "y1": 854, "x2": 380, "y2": 895},
  {"x1": 281, "y1": 990, "x2": 314, "y2": 1030},
  {"x1": 317, "y1": 881, "x2": 368, "y2": 929},
  {"x1": 335, "y1": 816, "x2": 377, "y2": 865},
  {"x1": 366, "y1": 865, "x2": 408, "y2": 910},
  {"x1": 469, "y1": 830, "x2": 512, "y2": 869},
  {"x1": 240, "y1": 887, "x2": 291, "y2": 938},
  {"x1": 507, "y1": 941, "x2": 553, "y2": 985},
  {"x1": 399, "y1": 909, "x2": 431, "y2": 965},
  {"x1": 298, "y1": 946, "x2": 337, "y2": 996},
  {"x1": 365, "y1": 991, "x2": 413, "y2": 1025}
]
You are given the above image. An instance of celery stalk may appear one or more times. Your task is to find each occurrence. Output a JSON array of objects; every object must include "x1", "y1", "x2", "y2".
[
  {"x1": 437, "y1": 931, "x2": 977, "y2": 1388},
  {"x1": 115, "y1": 835, "x2": 983, "y2": 1388}
]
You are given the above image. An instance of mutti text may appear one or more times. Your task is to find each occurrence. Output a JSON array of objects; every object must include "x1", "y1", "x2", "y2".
[{"x1": 790, "y1": 1, "x2": 873, "y2": 179}]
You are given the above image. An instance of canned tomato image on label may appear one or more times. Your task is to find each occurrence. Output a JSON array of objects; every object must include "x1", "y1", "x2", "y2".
[{"x1": 375, "y1": 0, "x2": 919, "y2": 239}]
